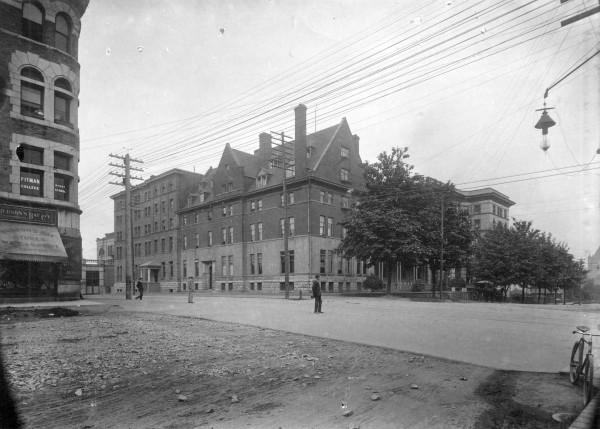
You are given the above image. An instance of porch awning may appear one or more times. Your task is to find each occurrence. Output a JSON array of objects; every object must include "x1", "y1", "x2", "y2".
[
  {"x1": 139, "y1": 260, "x2": 161, "y2": 268},
  {"x1": 0, "y1": 222, "x2": 68, "y2": 263}
]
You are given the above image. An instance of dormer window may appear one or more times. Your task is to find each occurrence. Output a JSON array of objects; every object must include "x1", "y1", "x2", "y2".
[
  {"x1": 199, "y1": 193, "x2": 205, "y2": 203},
  {"x1": 341, "y1": 168, "x2": 349, "y2": 182},
  {"x1": 286, "y1": 164, "x2": 295, "y2": 178},
  {"x1": 257, "y1": 175, "x2": 267, "y2": 188}
]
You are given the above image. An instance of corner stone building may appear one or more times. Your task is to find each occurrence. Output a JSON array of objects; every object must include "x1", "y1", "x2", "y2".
[
  {"x1": 0, "y1": 0, "x2": 89, "y2": 302},
  {"x1": 178, "y1": 104, "x2": 369, "y2": 294}
]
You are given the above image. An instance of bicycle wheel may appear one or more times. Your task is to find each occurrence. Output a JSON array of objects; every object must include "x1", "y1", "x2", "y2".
[
  {"x1": 570, "y1": 341, "x2": 582, "y2": 384},
  {"x1": 583, "y1": 356, "x2": 594, "y2": 406}
]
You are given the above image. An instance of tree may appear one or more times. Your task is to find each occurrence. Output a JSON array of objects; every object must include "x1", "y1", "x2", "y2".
[
  {"x1": 416, "y1": 179, "x2": 474, "y2": 294},
  {"x1": 337, "y1": 147, "x2": 474, "y2": 294},
  {"x1": 471, "y1": 220, "x2": 541, "y2": 300},
  {"x1": 472, "y1": 219, "x2": 586, "y2": 304}
]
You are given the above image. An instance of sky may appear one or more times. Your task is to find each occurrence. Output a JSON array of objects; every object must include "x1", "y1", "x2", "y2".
[{"x1": 76, "y1": 0, "x2": 600, "y2": 263}]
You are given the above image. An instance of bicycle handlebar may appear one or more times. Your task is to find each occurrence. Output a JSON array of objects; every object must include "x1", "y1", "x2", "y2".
[{"x1": 573, "y1": 330, "x2": 600, "y2": 336}]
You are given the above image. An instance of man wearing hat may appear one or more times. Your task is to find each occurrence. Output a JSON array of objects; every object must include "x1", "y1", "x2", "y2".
[{"x1": 135, "y1": 277, "x2": 144, "y2": 300}]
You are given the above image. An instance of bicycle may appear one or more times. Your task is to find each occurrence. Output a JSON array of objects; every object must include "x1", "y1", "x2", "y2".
[{"x1": 569, "y1": 325, "x2": 600, "y2": 405}]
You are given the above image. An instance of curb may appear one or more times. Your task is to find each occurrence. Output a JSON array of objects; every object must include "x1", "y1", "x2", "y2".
[
  {"x1": 568, "y1": 393, "x2": 598, "y2": 429},
  {"x1": 558, "y1": 365, "x2": 600, "y2": 429}
]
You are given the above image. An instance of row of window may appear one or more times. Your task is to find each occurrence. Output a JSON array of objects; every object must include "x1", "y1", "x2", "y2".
[
  {"x1": 16, "y1": 145, "x2": 73, "y2": 201},
  {"x1": 21, "y1": 3, "x2": 73, "y2": 53},
  {"x1": 20, "y1": 67, "x2": 74, "y2": 126},
  {"x1": 121, "y1": 214, "x2": 337, "y2": 249},
  {"x1": 222, "y1": 282, "x2": 369, "y2": 293},
  {"x1": 470, "y1": 204, "x2": 508, "y2": 219},
  {"x1": 139, "y1": 183, "x2": 174, "y2": 202},
  {"x1": 130, "y1": 189, "x2": 350, "y2": 228},
  {"x1": 255, "y1": 167, "x2": 349, "y2": 187},
  {"x1": 319, "y1": 250, "x2": 368, "y2": 275}
]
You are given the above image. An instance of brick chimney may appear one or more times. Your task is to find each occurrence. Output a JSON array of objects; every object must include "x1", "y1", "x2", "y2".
[
  {"x1": 294, "y1": 104, "x2": 307, "y2": 177},
  {"x1": 255, "y1": 132, "x2": 272, "y2": 161}
]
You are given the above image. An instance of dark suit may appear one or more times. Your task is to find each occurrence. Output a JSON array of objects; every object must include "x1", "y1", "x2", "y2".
[
  {"x1": 312, "y1": 279, "x2": 322, "y2": 313},
  {"x1": 135, "y1": 281, "x2": 144, "y2": 300}
]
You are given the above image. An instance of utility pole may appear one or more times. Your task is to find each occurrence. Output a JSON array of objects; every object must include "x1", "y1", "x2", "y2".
[
  {"x1": 439, "y1": 194, "x2": 444, "y2": 300},
  {"x1": 271, "y1": 131, "x2": 294, "y2": 299},
  {"x1": 109, "y1": 153, "x2": 144, "y2": 300}
]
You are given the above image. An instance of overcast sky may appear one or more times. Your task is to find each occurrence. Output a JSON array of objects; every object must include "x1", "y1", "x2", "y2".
[{"x1": 76, "y1": 0, "x2": 599, "y2": 263}]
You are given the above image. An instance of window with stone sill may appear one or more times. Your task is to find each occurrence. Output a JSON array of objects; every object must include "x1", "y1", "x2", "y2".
[
  {"x1": 54, "y1": 174, "x2": 70, "y2": 201},
  {"x1": 21, "y1": 80, "x2": 44, "y2": 119}
]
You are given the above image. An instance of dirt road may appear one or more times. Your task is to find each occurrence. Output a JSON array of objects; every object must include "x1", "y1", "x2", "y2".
[{"x1": 0, "y1": 306, "x2": 584, "y2": 428}]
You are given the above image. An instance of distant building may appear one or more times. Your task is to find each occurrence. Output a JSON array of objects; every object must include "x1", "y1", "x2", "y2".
[
  {"x1": 0, "y1": 0, "x2": 90, "y2": 302},
  {"x1": 110, "y1": 169, "x2": 203, "y2": 293},
  {"x1": 588, "y1": 246, "x2": 600, "y2": 286},
  {"x1": 457, "y1": 188, "x2": 515, "y2": 233},
  {"x1": 96, "y1": 232, "x2": 114, "y2": 262}
]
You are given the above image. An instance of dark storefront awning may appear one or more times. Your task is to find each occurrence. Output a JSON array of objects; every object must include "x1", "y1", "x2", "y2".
[{"x1": 0, "y1": 222, "x2": 68, "y2": 263}]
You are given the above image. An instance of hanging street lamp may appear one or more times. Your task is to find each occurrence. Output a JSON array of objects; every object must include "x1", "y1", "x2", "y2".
[{"x1": 534, "y1": 103, "x2": 556, "y2": 152}]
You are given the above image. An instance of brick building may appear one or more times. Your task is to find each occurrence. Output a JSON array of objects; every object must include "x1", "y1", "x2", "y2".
[
  {"x1": 178, "y1": 104, "x2": 371, "y2": 294},
  {"x1": 457, "y1": 188, "x2": 515, "y2": 233},
  {"x1": 96, "y1": 232, "x2": 114, "y2": 262},
  {"x1": 110, "y1": 169, "x2": 203, "y2": 293},
  {"x1": 0, "y1": 0, "x2": 89, "y2": 302}
]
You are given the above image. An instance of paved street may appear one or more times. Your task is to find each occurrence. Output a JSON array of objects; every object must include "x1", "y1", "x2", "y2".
[{"x1": 71, "y1": 293, "x2": 600, "y2": 373}]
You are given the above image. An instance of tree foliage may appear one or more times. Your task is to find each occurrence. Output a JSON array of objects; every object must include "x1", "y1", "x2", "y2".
[
  {"x1": 471, "y1": 220, "x2": 587, "y2": 301},
  {"x1": 337, "y1": 147, "x2": 474, "y2": 294}
]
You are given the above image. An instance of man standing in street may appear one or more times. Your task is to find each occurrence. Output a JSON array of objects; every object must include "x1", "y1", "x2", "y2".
[
  {"x1": 135, "y1": 278, "x2": 144, "y2": 300},
  {"x1": 312, "y1": 274, "x2": 323, "y2": 313}
]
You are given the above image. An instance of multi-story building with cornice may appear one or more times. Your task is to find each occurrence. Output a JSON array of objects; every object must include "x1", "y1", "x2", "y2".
[
  {"x1": 178, "y1": 104, "x2": 371, "y2": 294},
  {"x1": 110, "y1": 169, "x2": 203, "y2": 294},
  {"x1": 0, "y1": 0, "x2": 89, "y2": 302}
]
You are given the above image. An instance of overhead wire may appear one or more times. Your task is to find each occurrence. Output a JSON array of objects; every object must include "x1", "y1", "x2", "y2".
[{"x1": 78, "y1": 1, "x2": 596, "y2": 217}]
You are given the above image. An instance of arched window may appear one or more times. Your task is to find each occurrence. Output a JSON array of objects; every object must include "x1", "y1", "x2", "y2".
[
  {"x1": 21, "y1": 67, "x2": 44, "y2": 118},
  {"x1": 161, "y1": 185, "x2": 165, "y2": 194},
  {"x1": 54, "y1": 77, "x2": 71, "y2": 92},
  {"x1": 55, "y1": 13, "x2": 71, "y2": 53},
  {"x1": 153, "y1": 187, "x2": 158, "y2": 197},
  {"x1": 22, "y1": 3, "x2": 44, "y2": 42},
  {"x1": 54, "y1": 77, "x2": 72, "y2": 126}
]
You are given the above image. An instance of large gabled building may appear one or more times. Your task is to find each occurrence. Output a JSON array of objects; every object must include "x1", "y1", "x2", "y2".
[{"x1": 178, "y1": 104, "x2": 371, "y2": 294}]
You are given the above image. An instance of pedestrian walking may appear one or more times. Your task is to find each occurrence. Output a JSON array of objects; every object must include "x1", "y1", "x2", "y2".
[
  {"x1": 135, "y1": 278, "x2": 144, "y2": 300},
  {"x1": 311, "y1": 274, "x2": 323, "y2": 313}
]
